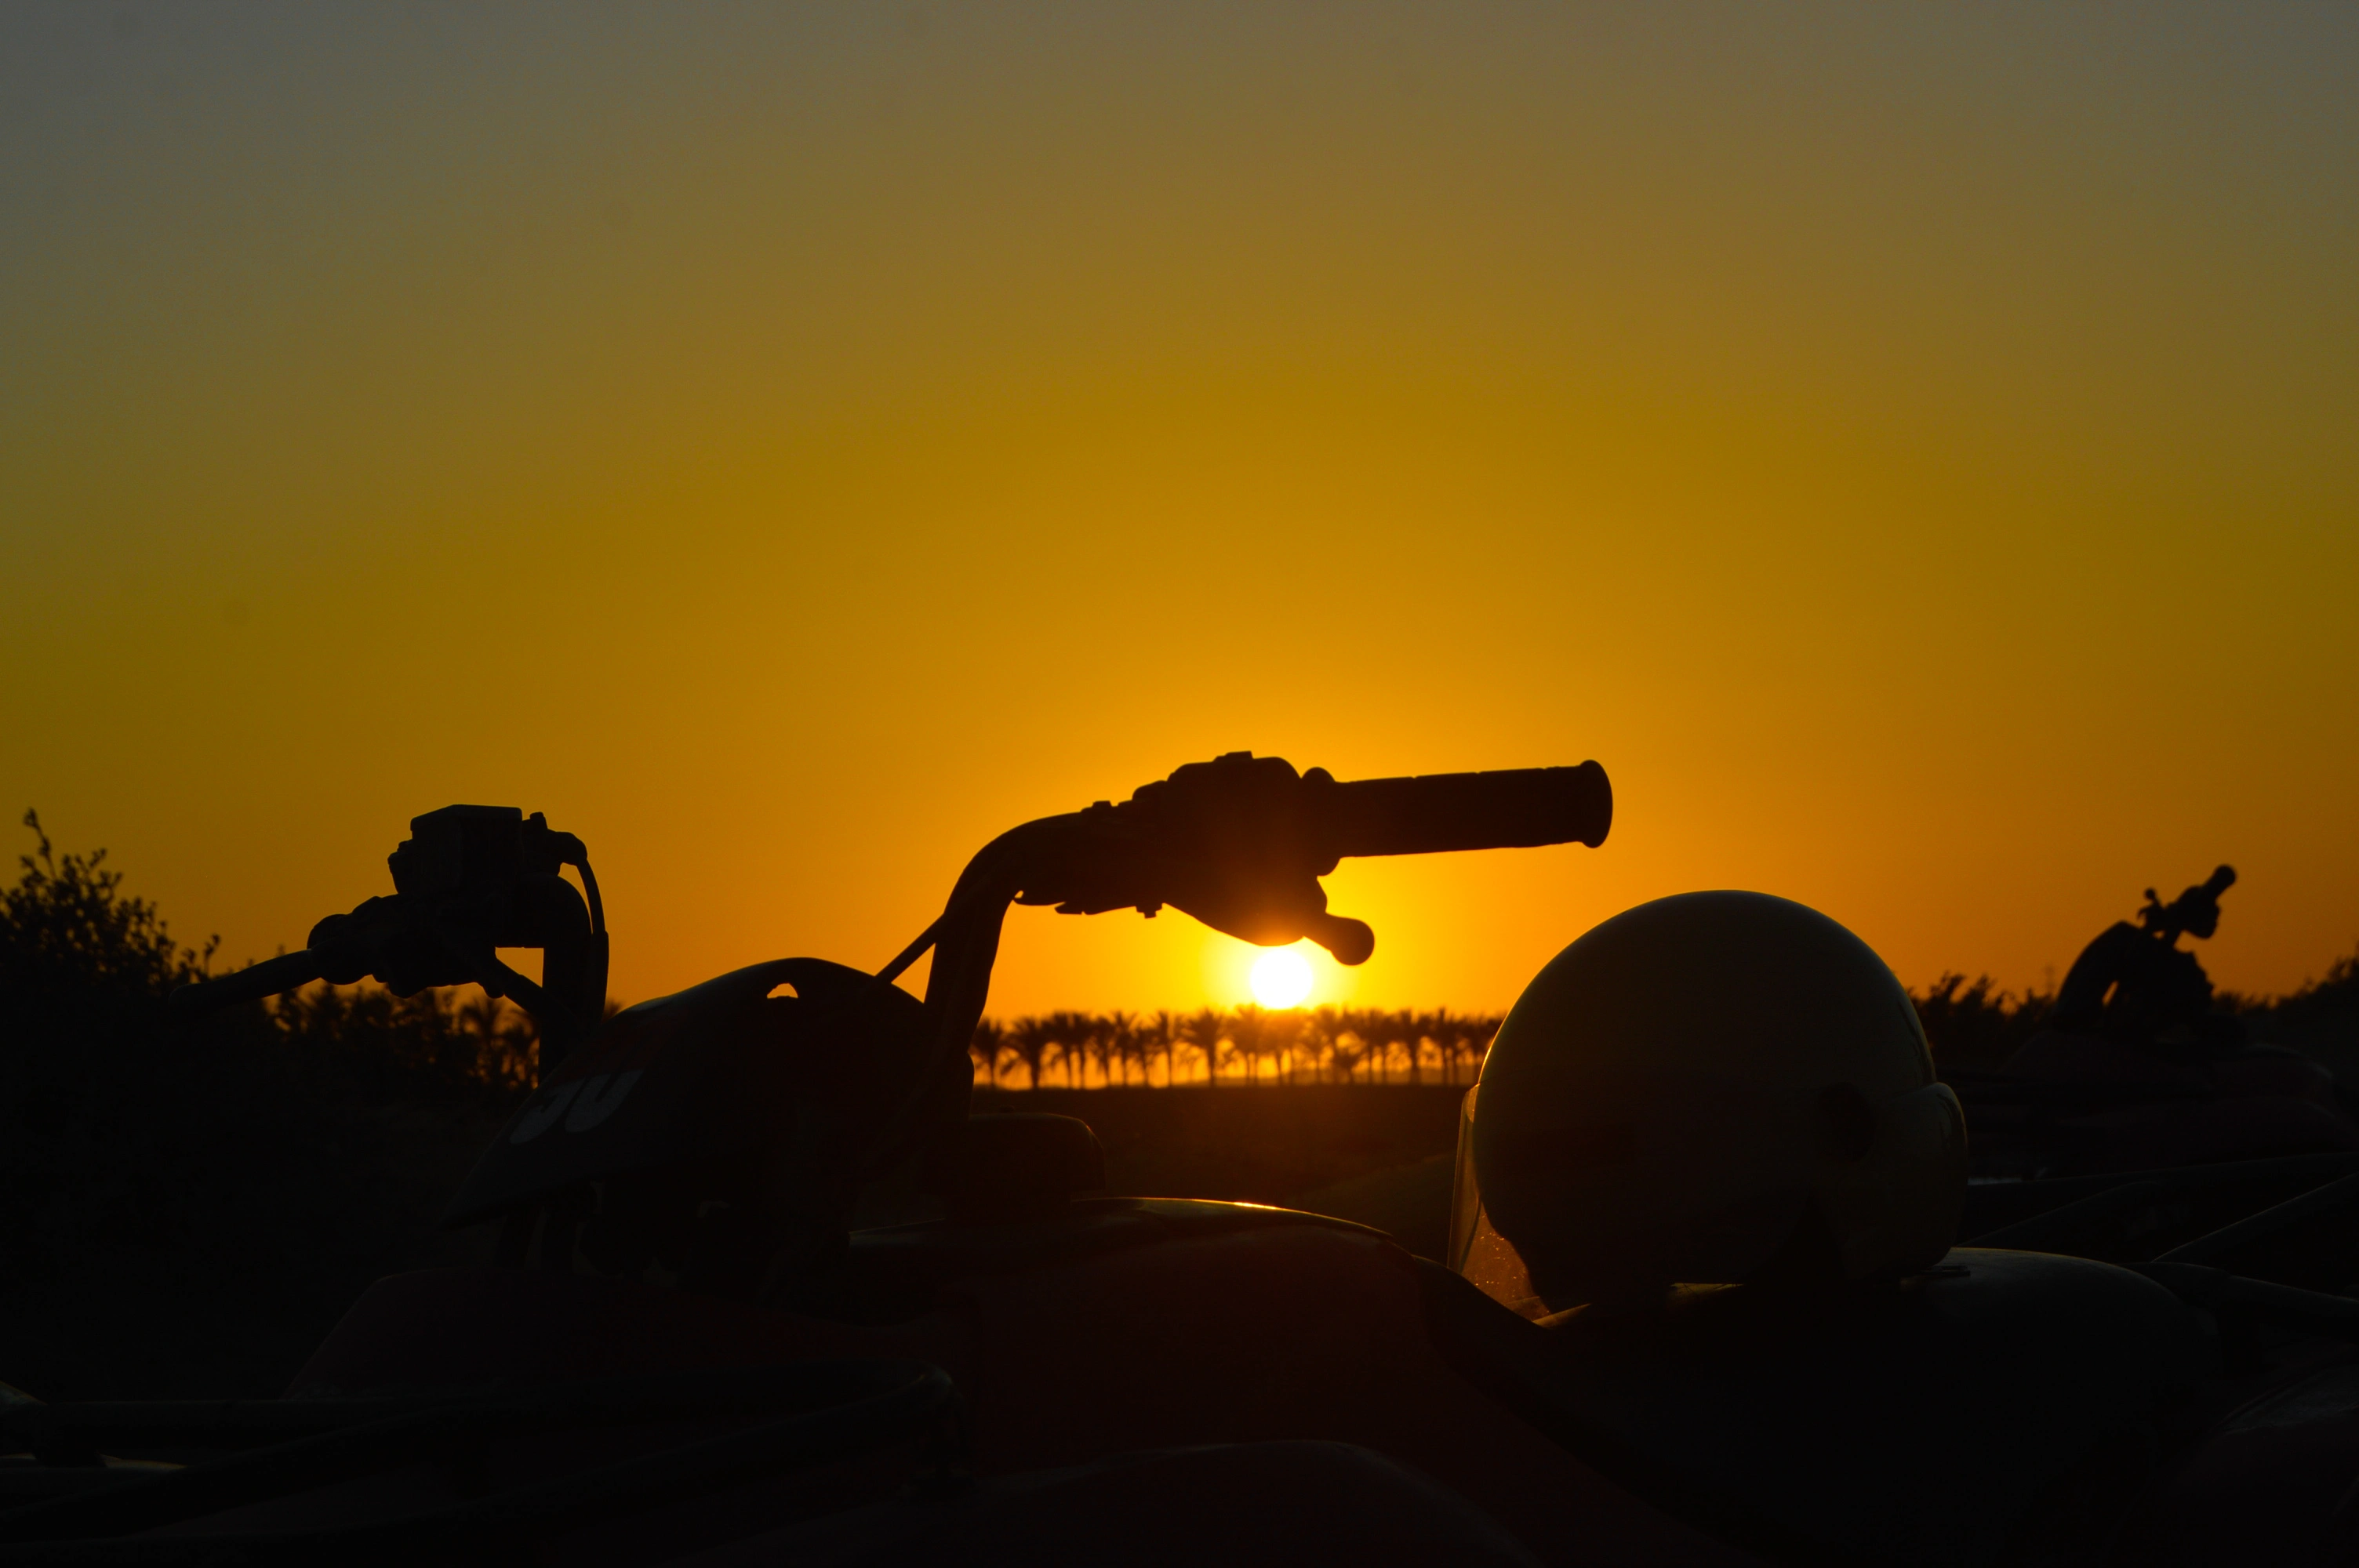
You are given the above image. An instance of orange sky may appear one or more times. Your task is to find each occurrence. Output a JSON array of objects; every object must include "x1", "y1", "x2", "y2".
[{"x1": 4, "y1": 3, "x2": 2355, "y2": 1017}]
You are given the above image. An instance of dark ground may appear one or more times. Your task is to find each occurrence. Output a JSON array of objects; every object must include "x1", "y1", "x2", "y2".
[
  {"x1": 2, "y1": 1086, "x2": 1465, "y2": 1403},
  {"x1": 975, "y1": 1083, "x2": 1467, "y2": 1257},
  {"x1": 974, "y1": 1083, "x2": 1463, "y2": 1197},
  {"x1": 0, "y1": 1104, "x2": 506, "y2": 1403}
]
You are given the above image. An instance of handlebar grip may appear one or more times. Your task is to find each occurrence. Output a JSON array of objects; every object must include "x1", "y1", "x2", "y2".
[
  {"x1": 168, "y1": 950, "x2": 325, "y2": 1016},
  {"x1": 1319, "y1": 762, "x2": 1612, "y2": 858}
]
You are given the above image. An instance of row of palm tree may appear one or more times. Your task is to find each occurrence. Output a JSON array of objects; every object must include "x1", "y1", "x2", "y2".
[{"x1": 968, "y1": 1006, "x2": 1506, "y2": 1090}]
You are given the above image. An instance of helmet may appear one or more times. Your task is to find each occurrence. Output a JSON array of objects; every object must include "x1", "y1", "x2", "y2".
[{"x1": 1454, "y1": 891, "x2": 1965, "y2": 1314}]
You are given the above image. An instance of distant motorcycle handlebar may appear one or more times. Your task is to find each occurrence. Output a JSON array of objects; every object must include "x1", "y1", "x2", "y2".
[{"x1": 1310, "y1": 762, "x2": 1612, "y2": 861}]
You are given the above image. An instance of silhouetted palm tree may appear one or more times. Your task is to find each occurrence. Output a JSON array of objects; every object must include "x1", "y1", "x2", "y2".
[
  {"x1": 1105, "y1": 1010, "x2": 1143, "y2": 1086},
  {"x1": 1086, "y1": 1011, "x2": 1122, "y2": 1087},
  {"x1": 1325, "y1": 1013, "x2": 1366, "y2": 1084},
  {"x1": 1426, "y1": 1008, "x2": 1457, "y2": 1085},
  {"x1": 1180, "y1": 1007, "x2": 1226, "y2": 1086},
  {"x1": 1007, "y1": 1015, "x2": 1056, "y2": 1091},
  {"x1": 1046, "y1": 1011, "x2": 1093, "y2": 1089},
  {"x1": 1301, "y1": 1007, "x2": 1343, "y2": 1083},
  {"x1": 1227, "y1": 1005, "x2": 1269, "y2": 1084},
  {"x1": 1265, "y1": 1007, "x2": 1305, "y2": 1083},
  {"x1": 970, "y1": 1018, "x2": 1006, "y2": 1087},
  {"x1": 1149, "y1": 1010, "x2": 1179, "y2": 1086}
]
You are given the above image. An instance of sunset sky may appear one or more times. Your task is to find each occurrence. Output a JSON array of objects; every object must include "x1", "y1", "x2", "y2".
[{"x1": 4, "y1": 3, "x2": 2354, "y2": 1018}]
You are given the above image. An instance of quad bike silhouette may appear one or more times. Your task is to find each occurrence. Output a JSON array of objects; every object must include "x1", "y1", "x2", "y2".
[
  {"x1": 8, "y1": 753, "x2": 2359, "y2": 1566},
  {"x1": 1949, "y1": 866, "x2": 2356, "y2": 1179}
]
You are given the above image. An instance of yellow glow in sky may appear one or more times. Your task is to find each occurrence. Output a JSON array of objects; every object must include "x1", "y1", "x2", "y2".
[
  {"x1": 2, "y1": 4, "x2": 2355, "y2": 1017},
  {"x1": 1249, "y1": 949, "x2": 1317, "y2": 1011}
]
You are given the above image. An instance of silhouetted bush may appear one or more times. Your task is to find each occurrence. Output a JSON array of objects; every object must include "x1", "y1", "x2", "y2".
[
  {"x1": 1906, "y1": 953, "x2": 2359, "y2": 1076},
  {"x1": 0, "y1": 814, "x2": 530, "y2": 1399},
  {"x1": 2237, "y1": 951, "x2": 2359, "y2": 1074},
  {"x1": 1911, "y1": 973, "x2": 2055, "y2": 1074}
]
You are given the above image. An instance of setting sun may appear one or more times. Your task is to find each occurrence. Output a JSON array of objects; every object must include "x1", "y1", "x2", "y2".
[{"x1": 1249, "y1": 948, "x2": 1314, "y2": 1010}]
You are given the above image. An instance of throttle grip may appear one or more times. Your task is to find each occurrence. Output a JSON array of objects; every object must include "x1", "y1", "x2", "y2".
[
  {"x1": 1314, "y1": 762, "x2": 1611, "y2": 858},
  {"x1": 168, "y1": 950, "x2": 325, "y2": 1016}
]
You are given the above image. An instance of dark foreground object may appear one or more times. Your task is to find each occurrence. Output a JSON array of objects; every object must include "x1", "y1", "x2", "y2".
[
  {"x1": 25, "y1": 1126, "x2": 2359, "y2": 1560},
  {"x1": 19, "y1": 1189, "x2": 2359, "y2": 1566},
  {"x1": 31, "y1": 766, "x2": 2359, "y2": 1563}
]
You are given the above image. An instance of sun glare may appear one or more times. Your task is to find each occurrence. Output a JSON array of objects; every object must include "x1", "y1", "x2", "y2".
[{"x1": 1249, "y1": 948, "x2": 1314, "y2": 1009}]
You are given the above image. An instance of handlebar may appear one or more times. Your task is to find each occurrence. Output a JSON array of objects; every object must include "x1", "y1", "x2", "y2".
[
  {"x1": 1311, "y1": 763, "x2": 1611, "y2": 860},
  {"x1": 169, "y1": 950, "x2": 325, "y2": 1016},
  {"x1": 164, "y1": 758, "x2": 1609, "y2": 1103},
  {"x1": 165, "y1": 806, "x2": 608, "y2": 1075},
  {"x1": 998, "y1": 753, "x2": 1613, "y2": 968}
]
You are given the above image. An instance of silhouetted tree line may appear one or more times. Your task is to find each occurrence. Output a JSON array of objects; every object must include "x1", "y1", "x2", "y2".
[
  {"x1": 2228, "y1": 955, "x2": 2359, "y2": 1065},
  {"x1": 970, "y1": 970, "x2": 2359, "y2": 1087},
  {"x1": 968, "y1": 1007, "x2": 1505, "y2": 1089},
  {"x1": 1905, "y1": 965, "x2": 2359, "y2": 1076},
  {"x1": 966, "y1": 985, "x2": 2070, "y2": 1089},
  {"x1": 971, "y1": 978, "x2": 2153, "y2": 1089}
]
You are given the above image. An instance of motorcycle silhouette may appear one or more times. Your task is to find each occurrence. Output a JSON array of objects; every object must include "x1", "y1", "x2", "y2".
[
  {"x1": 9, "y1": 756, "x2": 2359, "y2": 1566},
  {"x1": 1950, "y1": 866, "x2": 2356, "y2": 1181}
]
